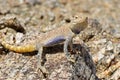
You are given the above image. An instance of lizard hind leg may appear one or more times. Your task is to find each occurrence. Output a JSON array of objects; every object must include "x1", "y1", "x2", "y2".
[{"x1": 36, "y1": 44, "x2": 49, "y2": 75}]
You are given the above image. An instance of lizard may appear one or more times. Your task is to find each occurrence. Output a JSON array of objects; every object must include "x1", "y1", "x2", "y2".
[{"x1": 0, "y1": 15, "x2": 89, "y2": 74}]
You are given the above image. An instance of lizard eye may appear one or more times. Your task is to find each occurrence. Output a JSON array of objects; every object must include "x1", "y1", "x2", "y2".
[
  {"x1": 73, "y1": 15, "x2": 78, "y2": 19},
  {"x1": 72, "y1": 15, "x2": 78, "y2": 19}
]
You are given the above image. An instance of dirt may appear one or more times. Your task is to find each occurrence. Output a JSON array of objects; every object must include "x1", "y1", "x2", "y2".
[{"x1": 0, "y1": 0, "x2": 119, "y2": 80}]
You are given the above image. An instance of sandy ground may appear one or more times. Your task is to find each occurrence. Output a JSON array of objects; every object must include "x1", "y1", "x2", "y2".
[{"x1": 0, "y1": 0, "x2": 120, "y2": 80}]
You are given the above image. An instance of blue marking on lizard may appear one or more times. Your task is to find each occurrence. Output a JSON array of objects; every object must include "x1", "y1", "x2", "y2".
[{"x1": 44, "y1": 36, "x2": 65, "y2": 47}]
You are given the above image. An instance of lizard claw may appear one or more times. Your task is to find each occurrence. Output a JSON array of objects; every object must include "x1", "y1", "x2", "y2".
[
  {"x1": 37, "y1": 65, "x2": 49, "y2": 74},
  {"x1": 68, "y1": 58, "x2": 75, "y2": 63},
  {"x1": 67, "y1": 56, "x2": 76, "y2": 63}
]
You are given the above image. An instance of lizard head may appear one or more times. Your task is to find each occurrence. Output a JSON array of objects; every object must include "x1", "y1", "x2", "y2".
[{"x1": 70, "y1": 15, "x2": 88, "y2": 34}]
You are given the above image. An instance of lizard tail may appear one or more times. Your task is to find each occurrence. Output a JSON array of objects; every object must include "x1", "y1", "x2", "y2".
[{"x1": 1, "y1": 41, "x2": 36, "y2": 53}]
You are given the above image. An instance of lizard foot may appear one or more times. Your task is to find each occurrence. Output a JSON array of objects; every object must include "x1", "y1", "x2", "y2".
[
  {"x1": 67, "y1": 55, "x2": 76, "y2": 63},
  {"x1": 37, "y1": 65, "x2": 49, "y2": 77},
  {"x1": 38, "y1": 66, "x2": 49, "y2": 73}
]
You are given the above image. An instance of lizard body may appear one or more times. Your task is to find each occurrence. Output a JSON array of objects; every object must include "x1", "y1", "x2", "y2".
[
  {"x1": 1, "y1": 24, "x2": 74, "y2": 52},
  {"x1": 1, "y1": 15, "x2": 89, "y2": 74}
]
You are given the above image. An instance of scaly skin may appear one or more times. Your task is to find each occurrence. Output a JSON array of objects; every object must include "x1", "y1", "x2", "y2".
[
  {"x1": 1, "y1": 15, "x2": 89, "y2": 74},
  {"x1": 1, "y1": 41, "x2": 36, "y2": 53}
]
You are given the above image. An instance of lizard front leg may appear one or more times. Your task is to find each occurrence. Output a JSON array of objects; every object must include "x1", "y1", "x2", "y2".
[
  {"x1": 36, "y1": 44, "x2": 49, "y2": 74},
  {"x1": 64, "y1": 36, "x2": 75, "y2": 62}
]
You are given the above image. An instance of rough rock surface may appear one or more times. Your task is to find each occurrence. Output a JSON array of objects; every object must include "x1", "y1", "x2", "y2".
[{"x1": 0, "y1": 0, "x2": 120, "y2": 80}]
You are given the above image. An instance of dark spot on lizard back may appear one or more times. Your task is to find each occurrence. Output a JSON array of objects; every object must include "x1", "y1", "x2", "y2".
[{"x1": 65, "y1": 18, "x2": 71, "y2": 23}]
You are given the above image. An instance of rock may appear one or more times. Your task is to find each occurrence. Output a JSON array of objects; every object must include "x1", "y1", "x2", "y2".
[{"x1": 110, "y1": 26, "x2": 120, "y2": 39}]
